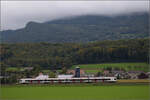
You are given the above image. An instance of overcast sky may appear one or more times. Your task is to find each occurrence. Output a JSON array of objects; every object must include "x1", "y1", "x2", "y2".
[{"x1": 1, "y1": 1, "x2": 149, "y2": 30}]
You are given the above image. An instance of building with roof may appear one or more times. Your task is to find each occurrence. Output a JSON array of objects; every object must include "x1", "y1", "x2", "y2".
[{"x1": 19, "y1": 67, "x2": 117, "y2": 84}]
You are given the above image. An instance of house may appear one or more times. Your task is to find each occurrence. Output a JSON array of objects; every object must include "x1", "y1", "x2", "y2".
[
  {"x1": 35, "y1": 73, "x2": 49, "y2": 80},
  {"x1": 128, "y1": 71, "x2": 144, "y2": 74},
  {"x1": 67, "y1": 69, "x2": 85, "y2": 76}
]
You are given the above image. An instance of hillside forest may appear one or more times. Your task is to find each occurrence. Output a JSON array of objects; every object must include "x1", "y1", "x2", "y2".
[{"x1": 1, "y1": 38, "x2": 149, "y2": 70}]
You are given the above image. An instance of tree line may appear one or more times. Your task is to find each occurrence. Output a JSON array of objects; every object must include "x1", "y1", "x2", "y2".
[{"x1": 0, "y1": 38, "x2": 149, "y2": 71}]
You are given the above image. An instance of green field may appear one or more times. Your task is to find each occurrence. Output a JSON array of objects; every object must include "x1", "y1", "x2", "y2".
[
  {"x1": 72, "y1": 62, "x2": 149, "y2": 72},
  {"x1": 1, "y1": 85, "x2": 150, "y2": 100},
  {"x1": 85, "y1": 70, "x2": 100, "y2": 74}
]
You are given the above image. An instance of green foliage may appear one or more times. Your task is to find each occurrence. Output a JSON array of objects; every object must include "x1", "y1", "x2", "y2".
[
  {"x1": 49, "y1": 71, "x2": 56, "y2": 78},
  {"x1": 6, "y1": 67, "x2": 20, "y2": 72},
  {"x1": 0, "y1": 62, "x2": 7, "y2": 76},
  {"x1": 116, "y1": 74, "x2": 121, "y2": 79},
  {"x1": 61, "y1": 67, "x2": 67, "y2": 74},
  {"x1": 1, "y1": 38, "x2": 149, "y2": 71},
  {"x1": 95, "y1": 71, "x2": 102, "y2": 77},
  {"x1": 31, "y1": 65, "x2": 42, "y2": 76},
  {"x1": 8, "y1": 74, "x2": 18, "y2": 83}
]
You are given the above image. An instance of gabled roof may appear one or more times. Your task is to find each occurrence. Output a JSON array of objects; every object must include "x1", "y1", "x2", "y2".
[{"x1": 35, "y1": 74, "x2": 49, "y2": 80}]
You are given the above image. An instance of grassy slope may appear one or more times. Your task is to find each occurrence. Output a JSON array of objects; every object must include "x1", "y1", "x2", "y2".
[
  {"x1": 1, "y1": 85, "x2": 149, "y2": 100},
  {"x1": 72, "y1": 62, "x2": 149, "y2": 72}
]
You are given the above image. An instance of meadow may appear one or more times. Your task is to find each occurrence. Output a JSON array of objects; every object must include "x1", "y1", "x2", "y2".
[
  {"x1": 0, "y1": 84, "x2": 149, "y2": 100},
  {"x1": 72, "y1": 62, "x2": 149, "y2": 73},
  {"x1": 6, "y1": 62, "x2": 149, "y2": 74}
]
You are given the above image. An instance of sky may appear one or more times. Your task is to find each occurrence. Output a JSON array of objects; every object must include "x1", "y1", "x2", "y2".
[{"x1": 1, "y1": 1, "x2": 149, "y2": 30}]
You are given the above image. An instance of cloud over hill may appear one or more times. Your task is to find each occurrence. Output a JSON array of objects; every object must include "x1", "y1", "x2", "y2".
[{"x1": 1, "y1": 1, "x2": 149, "y2": 30}]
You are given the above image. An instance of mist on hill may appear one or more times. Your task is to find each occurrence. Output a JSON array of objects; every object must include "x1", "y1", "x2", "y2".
[{"x1": 1, "y1": 1, "x2": 149, "y2": 30}]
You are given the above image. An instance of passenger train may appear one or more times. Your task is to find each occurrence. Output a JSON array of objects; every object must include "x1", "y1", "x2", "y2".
[
  {"x1": 19, "y1": 67, "x2": 117, "y2": 84},
  {"x1": 19, "y1": 76, "x2": 117, "y2": 84}
]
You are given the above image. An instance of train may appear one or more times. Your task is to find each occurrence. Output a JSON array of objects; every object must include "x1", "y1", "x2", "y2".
[
  {"x1": 19, "y1": 67, "x2": 117, "y2": 84},
  {"x1": 19, "y1": 76, "x2": 117, "y2": 84}
]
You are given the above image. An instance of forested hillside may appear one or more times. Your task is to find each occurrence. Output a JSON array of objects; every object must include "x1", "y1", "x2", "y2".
[
  {"x1": 0, "y1": 38, "x2": 149, "y2": 70},
  {"x1": 0, "y1": 13, "x2": 149, "y2": 43}
]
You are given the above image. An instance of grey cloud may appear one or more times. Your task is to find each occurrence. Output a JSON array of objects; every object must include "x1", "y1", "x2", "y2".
[{"x1": 1, "y1": 1, "x2": 149, "y2": 30}]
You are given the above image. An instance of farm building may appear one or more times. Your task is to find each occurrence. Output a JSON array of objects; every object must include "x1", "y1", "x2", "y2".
[{"x1": 19, "y1": 67, "x2": 117, "y2": 84}]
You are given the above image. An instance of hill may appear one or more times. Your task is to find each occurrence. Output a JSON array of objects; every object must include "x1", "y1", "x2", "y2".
[{"x1": 0, "y1": 13, "x2": 149, "y2": 43}]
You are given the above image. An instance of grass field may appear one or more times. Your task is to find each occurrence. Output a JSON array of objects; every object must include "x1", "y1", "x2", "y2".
[
  {"x1": 85, "y1": 70, "x2": 100, "y2": 74},
  {"x1": 72, "y1": 62, "x2": 149, "y2": 72},
  {"x1": 117, "y1": 79, "x2": 150, "y2": 83},
  {"x1": 1, "y1": 84, "x2": 150, "y2": 100}
]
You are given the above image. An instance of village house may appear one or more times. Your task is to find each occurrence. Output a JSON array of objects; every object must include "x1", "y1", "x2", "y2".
[{"x1": 67, "y1": 69, "x2": 85, "y2": 76}]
